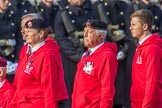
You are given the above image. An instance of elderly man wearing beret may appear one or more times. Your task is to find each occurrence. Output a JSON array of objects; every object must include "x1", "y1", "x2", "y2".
[
  {"x1": 0, "y1": 56, "x2": 16, "y2": 108},
  {"x1": 72, "y1": 20, "x2": 118, "y2": 108},
  {"x1": 12, "y1": 18, "x2": 68, "y2": 108}
]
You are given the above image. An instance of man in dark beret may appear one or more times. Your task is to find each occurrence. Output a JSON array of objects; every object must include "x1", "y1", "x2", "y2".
[
  {"x1": 72, "y1": 20, "x2": 118, "y2": 108},
  {"x1": 54, "y1": 0, "x2": 98, "y2": 106},
  {"x1": 13, "y1": 18, "x2": 68, "y2": 108},
  {"x1": 0, "y1": 56, "x2": 16, "y2": 108}
]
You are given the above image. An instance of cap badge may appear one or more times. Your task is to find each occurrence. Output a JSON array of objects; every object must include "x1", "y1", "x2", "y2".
[{"x1": 28, "y1": 21, "x2": 32, "y2": 28}]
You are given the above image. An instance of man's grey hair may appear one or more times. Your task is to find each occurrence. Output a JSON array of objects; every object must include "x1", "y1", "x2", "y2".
[
  {"x1": 21, "y1": 13, "x2": 43, "y2": 20},
  {"x1": 95, "y1": 29, "x2": 107, "y2": 41}
]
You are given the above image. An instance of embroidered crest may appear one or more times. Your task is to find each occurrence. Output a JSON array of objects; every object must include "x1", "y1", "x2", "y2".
[
  {"x1": 83, "y1": 62, "x2": 94, "y2": 75},
  {"x1": 24, "y1": 60, "x2": 33, "y2": 74},
  {"x1": 136, "y1": 56, "x2": 142, "y2": 64},
  {"x1": 24, "y1": 67, "x2": 33, "y2": 74},
  {"x1": 136, "y1": 49, "x2": 142, "y2": 64}
]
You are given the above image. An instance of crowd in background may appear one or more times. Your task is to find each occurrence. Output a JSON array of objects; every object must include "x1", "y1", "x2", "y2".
[{"x1": 1, "y1": 0, "x2": 162, "y2": 108}]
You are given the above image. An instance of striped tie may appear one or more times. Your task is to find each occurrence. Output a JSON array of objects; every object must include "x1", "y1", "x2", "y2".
[
  {"x1": 28, "y1": 46, "x2": 32, "y2": 56},
  {"x1": 86, "y1": 49, "x2": 91, "y2": 58}
]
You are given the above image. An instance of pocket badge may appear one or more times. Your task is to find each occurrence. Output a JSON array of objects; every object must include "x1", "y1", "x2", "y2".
[
  {"x1": 136, "y1": 56, "x2": 142, "y2": 64},
  {"x1": 83, "y1": 62, "x2": 94, "y2": 75}
]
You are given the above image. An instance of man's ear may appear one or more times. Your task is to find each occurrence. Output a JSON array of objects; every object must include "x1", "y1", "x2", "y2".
[
  {"x1": 143, "y1": 23, "x2": 148, "y2": 31},
  {"x1": 97, "y1": 33, "x2": 104, "y2": 41},
  {"x1": 39, "y1": 30, "x2": 45, "y2": 39},
  {"x1": 0, "y1": 69, "x2": 4, "y2": 77}
]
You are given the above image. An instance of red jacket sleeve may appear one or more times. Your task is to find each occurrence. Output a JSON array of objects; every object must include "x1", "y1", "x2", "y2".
[
  {"x1": 41, "y1": 53, "x2": 58, "y2": 108},
  {"x1": 142, "y1": 47, "x2": 160, "y2": 108},
  {"x1": 100, "y1": 52, "x2": 118, "y2": 108}
]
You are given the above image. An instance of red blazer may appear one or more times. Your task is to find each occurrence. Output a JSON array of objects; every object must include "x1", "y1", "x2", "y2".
[
  {"x1": 13, "y1": 37, "x2": 68, "y2": 108},
  {"x1": 0, "y1": 79, "x2": 15, "y2": 108},
  {"x1": 72, "y1": 42, "x2": 118, "y2": 108},
  {"x1": 131, "y1": 34, "x2": 162, "y2": 108}
]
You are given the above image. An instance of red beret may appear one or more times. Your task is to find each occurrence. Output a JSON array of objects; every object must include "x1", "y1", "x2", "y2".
[{"x1": 0, "y1": 57, "x2": 7, "y2": 67}]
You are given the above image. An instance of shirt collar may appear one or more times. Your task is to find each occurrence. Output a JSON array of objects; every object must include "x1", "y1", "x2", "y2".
[
  {"x1": 28, "y1": 41, "x2": 45, "y2": 53},
  {"x1": 139, "y1": 34, "x2": 152, "y2": 45},
  {"x1": 88, "y1": 42, "x2": 104, "y2": 55},
  {"x1": 0, "y1": 79, "x2": 6, "y2": 88}
]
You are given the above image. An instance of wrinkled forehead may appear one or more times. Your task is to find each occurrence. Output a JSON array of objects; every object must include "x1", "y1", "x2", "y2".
[
  {"x1": 84, "y1": 27, "x2": 96, "y2": 33},
  {"x1": 25, "y1": 27, "x2": 39, "y2": 32}
]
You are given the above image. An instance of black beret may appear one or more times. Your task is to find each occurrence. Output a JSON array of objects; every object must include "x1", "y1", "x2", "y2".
[
  {"x1": 83, "y1": 20, "x2": 107, "y2": 30},
  {"x1": 0, "y1": 56, "x2": 7, "y2": 67},
  {"x1": 25, "y1": 19, "x2": 49, "y2": 29}
]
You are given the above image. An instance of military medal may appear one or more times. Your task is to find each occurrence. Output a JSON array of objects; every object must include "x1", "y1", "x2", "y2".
[{"x1": 24, "y1": 60, "x2": 33, "y2": 74}]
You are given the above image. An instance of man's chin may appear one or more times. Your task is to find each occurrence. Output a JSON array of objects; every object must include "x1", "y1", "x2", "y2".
[{"x1": 1, "y1": 8, "x2": 8, "y2": 13}]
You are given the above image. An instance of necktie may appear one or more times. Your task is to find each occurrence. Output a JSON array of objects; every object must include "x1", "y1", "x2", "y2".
[
  {"x1": 86, "y1": 49, "x2": 91, "y2": 58},
  {"x1": 28, "y1": 46, "x2": 32, "y2": 56},
  {"x1": 136, "y1": 43, "x2": 140, "y2": 47}
]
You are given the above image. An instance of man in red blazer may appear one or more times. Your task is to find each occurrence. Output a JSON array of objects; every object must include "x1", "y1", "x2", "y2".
[
  {"x1": 72, "y1": 20, "x2": 118, "y2": 108},
  {"x1": 13, "y1": 18, "x2": 68, "y2": 108},
  {"x1": 130, "y1": 9, "x2": 162, "y2": 108}
]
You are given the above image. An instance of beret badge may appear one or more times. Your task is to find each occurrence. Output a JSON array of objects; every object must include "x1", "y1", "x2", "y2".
[
  {"x1": 85, "y1": 21, "x2": 92, "y2": 28},
  {"x1": 28, "y1": 21, "x2": 33, "y2": 28},
  {"x1": 83, "y1": 20, "x2": 107, "y2": 30}
]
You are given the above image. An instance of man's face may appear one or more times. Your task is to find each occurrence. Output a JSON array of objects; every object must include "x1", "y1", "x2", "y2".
[
  {"x1": 83, "y1": 27, "x2": 99, "y2": 48},
  {"x1": 21, "y1": 17, "x2": 33, "y2": 41},
  {"x1": 130, "y1": 17, "x2": 146, "y2": 40},
  {"x1": 69, "y1": 0, "x2": 84, "y2": 6},
  {"x1": 41, "y1": 0, "x2": 53, "y2": 7},
  {"x1": 0, "y1": 0, "x2": 10, "y2": 13},
  {"x1": 0, "y1": 67, "x2": 6, "y2": 81},
  {"x1": 25, "y1": 28, "x2": 42, "y2": 47},
  {"x1": 141, "y1": 0, "x2": 150, "y2": 5}
]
